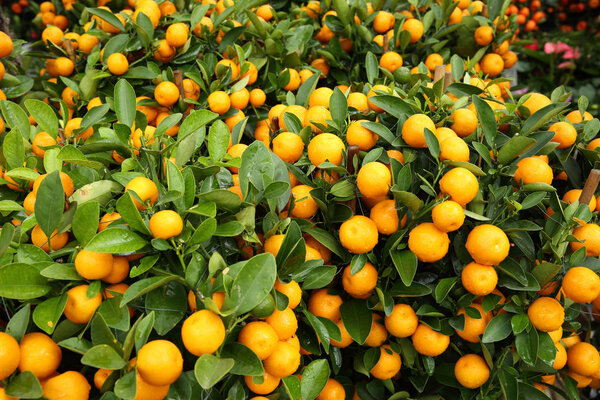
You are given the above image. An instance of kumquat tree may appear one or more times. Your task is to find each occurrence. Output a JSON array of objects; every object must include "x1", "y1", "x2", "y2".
[{"x1": 1, "y1": 0, "x2": 600, "y2": 399}]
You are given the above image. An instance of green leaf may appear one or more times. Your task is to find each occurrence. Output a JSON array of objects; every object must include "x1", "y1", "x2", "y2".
[
  {"x1": 391, "y1": 190, "x2": 422, "y2": 212},
  {"x1": 178, "y1": 109, "x2": 216, "y2": 141},
  {"x1": 116, "y1": 193, "x2": 152, "y2": 236},
  {"x1": 282, "y1": 375, "x2": 301, "y2": 400},
  {"x1": 497, "y1": 136, "x2": 536, "y2": 165},
  {"x1": 434, "y1": 277, "x2": 458, "y2": 304},
  {"x1": 145, "y1": 281, "x2": 186, "y2": 335},
  {"x1": 82, "y1": 344, "x2": 128, "y2": 369},
  {"x1": 6, "y1": 304, "x2": 30, "y2": 341},
  {"x1": 0, "y1": 222, "x2": 14, "y2": 258},
  {"x1": 114, "y1": 371, "x2": 136, "y2": 400},
  {"x1": 0, "y1": 200, "x2": 25, "y2": 212},
  {"x1": 482, "y1": 313, "x2": 513, "y2": 343},
  {"x1": 301, "y1": 359, "x2": 330, "y2": 400},
  {"x1": 222, "y1": 253, "x2": 277, "y2": 315},
  {"x1": 194, "y1": 354, "x2": 235, "y2": 389},
  {"x1": 190, "y1": 218, "x2": 217, "y2": 245},
  {"x1": 3, "y1": 129, "x2": 25, "y2": 170},
  {"x1": 360, "y1": 121, "x2": 395, "y2": 145},
  {"x1": 85, "y1": 228, "x2": 147, "y2": 253},
  {"x1": 424, "y1": 128, "x2": 440, "y2": 159},
  {"x1": 368, "y1": 95, "x2": 413, "y2": 119},
  {"x1": 114, "y1": 79, "x2": 136, "y2": 128},
  {"x1": 208, "y1": 120, "x2": 230, "y2": 162},
  {"x1": 339, "y1": 299, "x2": 372, "y2": 345},
  {"x1": 5, "y1": 371, "x2": 42, "y2": 399},
  {"x1": 72, "y1": 201, "x2": 99, "y2": 246},
  {"x1": 121, "y1": 275, "x2": 181, "y2": 306},
  {"x1": 330, "y1": 87, "x2": 348, "y2": 124},
  {"x1": 521, "y1": 102, "x2": 569, "y2": 136},
  {"x1": 155, "y1": 113, "x2": 182, "y2": 137},
  {"x1": 366, "y1": 52, "x2": 379, "y2": 84},
  {"x1": 32, "y1": 294, "x2": 67, "y2": 334},
  {"x1": 0, "y1": 263, "x2": 51, "y2": 299},
  {"x1": 221, "y1": 342, "x2": 264, "y2": 376},
  {"x1": 1, "y1": 99, "x2": 30, "y2": 139},
  {"x1": 390, "y1": 250, "x2": 417, "y2": 286},
  {"x1": 472, "y1": 95, "x2": 497, "y2": 146},
  {"x1": 24, "y1": 99, "x2": 58, "y2": 138},
  {"x1": 87, "y1": 7, "x2": 125, "y2": 31},
  {"x1": 515, "y1": 329, "x2": 538, "y2": 366},
  {"x1": 296, "y1": 73, "x2": 320, "y2": 107},
  {"x1": 70, "y1": 180, "x2": 123, "y2": 205}
]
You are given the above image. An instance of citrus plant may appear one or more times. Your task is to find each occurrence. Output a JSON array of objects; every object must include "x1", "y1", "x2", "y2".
[{"x1": 0, "y1": 0, "x2": 599, "y2": 400}]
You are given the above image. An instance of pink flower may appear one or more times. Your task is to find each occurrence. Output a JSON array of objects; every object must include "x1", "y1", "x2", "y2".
[
  {"x1": 563, "y1": 46, "x2": 581, "y2": 59},
  {"x1": 557, "y1": 60, "x2": 575, "y2": 69},
  {"x1": 555, "y1": 41, "x2": 571, "y2": 53},
  {"x1": 544, "y1": 42, "x2": 557, "y2": 54}
]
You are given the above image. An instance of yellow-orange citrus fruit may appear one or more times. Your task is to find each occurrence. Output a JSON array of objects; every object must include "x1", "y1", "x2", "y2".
[
  {"x1": 527, "y1": 297, "x2": 564, "y2": 332},
  {"x1": 181, "y1": 310, "x2": 226, "y2": 355},
  {"x1": 454, "y1": 354, "x2": 490, "y2": 388},
  {"x1": 339, "y1": 215, "x2": 379, "y2": 254},
  {"x1": 408, "y1": 222, "x2": 450, "y2": 262}
]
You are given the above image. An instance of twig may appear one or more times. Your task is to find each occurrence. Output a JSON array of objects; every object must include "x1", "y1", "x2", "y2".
[{"x1": 578, "y1": 169, "x2": 600, "y2": 205}]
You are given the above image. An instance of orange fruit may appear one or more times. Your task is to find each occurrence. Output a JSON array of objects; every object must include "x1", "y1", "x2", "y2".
[
  {"x1": 566, "y1": 110, "x2": 593, "y2": 124},
  {"x1": 42, "y1": 26, "x2": 63, "y2": 45},
  {"x1": 274, "y1": 278, "x2": 300, "y2": 309},
  {"x1": 379, "y1": 51, "x2": 403, "y2": 73},
  {"x1": 124, "y1": 176, "x2": 159, "y2": 210},
  {"x1": 439, "y1": 167, "x2": 479, "y2": 205},
  {"x1": 346, "y1": 120, "x2": 378, "y2": 151},
  {"x1": 64, "y1": 284, "x2": 102, "y2": 324},
  {"x1": 370, "y1": 199, "x2": 403, "y2": 235},
  {"x1": 238, "y1": 321, "x2": 279, "y2": 360},
  {"x1": 149, "y1": 210, "x2": 183, "y2": 239},
  {"x1": 33, "y1": 171, "x2": 74, "y2": 196},
  {"x1": 522, "y1": 93, "x2": 552, "y2": 116},
  {"x1": 548, "y1": 121, "x2": 577, "y2": 149},
  {"x1": 567, "y1": 342, "x2": 600, "y2": 376},
  {"x1": 554, "y1": 342, "x2": 567, "y2": 369},
  {"x1": 133, "y1": 371, "x2": 170, "y2": 400},
  {"x1": 456, "y1": 304, "x2": 489, "y2": 343},
  {"x1": 19, "y1": 333, "x2": 62, "y2": 379},
  {"x1": 304, "y1": 105, "x2": 332, "y2": 133},
  {"x1": 308, "y1": 289, "x2": 343, "y2": 322},
  {"x1": 527, "y1": 296, "x2": 564, "y2": 332},
  {"x1": 265, "y1": 307, "x2": 298, "y2": 340},
  {"x1": 263, "y1": 341, "x2": 301, "y2": 378},
  {"x1": 357, "y1": 162, "x2": 391, "y2": 199},
  {"x1": 461, "y1": 262, "x2": 498, "y2": 296},
  {"x1": 562, "y1": 267, "x2": 600, "y2": 303},
  {"x1": 571, "y1": 223, "x2": 600, "y2": 257},
  {"x1": 249, "y1": 88, "x2": 266, "y2": 108},
  {"x1": 106, "y1": 53, "x2": 129, "y2": 76},
  {"x1": 272, "y1": 132, "x2": 304, "y2": 163},
  {"x1": 401, "y1": 113, "x2": 436, "y2": 148},
  {"x1": 408, "y1": 222, "x2": 450, "y2": 262},
  {"x1": 563, "y1": 189, "x2": 596, "y2": 212},
  {"x1": 330, "y1": 320, "x2": 353, "y2": 348},
  {"x1": 154, "y1": 81, "x2": 180, "y2": 107},
  {"x1": 75, "y1": 249, "x2": 114, "y2": 280},
  {"x1": 411, "y1": 323, "x2": 450, "y2": 357},
  {"x1": 454, "y1": 354, "x2": 490, "y2": 388},
  {"x1": 439, "y1": 136, "x2": 470, "y2": 162},
  {"x1": 308, "y1": 87, "x2": 333, "y2": 108},
  {"x1": 384, "y1": 304, "x2": 418, "y2": 338},
  {"x1": 282, "y1": 68, "x2": 301, "y2": 91},
  {"x1": 42, "y1": 370, "x2": 91, "y2": 400},
  {"x1": 137, "y1": 340, "x2": 183, "y2": 386},
  {"x1": 450, "y1": 108, "x2": 478, "y2": 137},
  {"x1": 208, "y1": 91, "x2": 231, "y2": 115},
  {"x1": 339, "y1": 215, "x2": 379, "y2": 254},
  {"x1": 514, "y1": 156, "x2": 553, "y2": 185},
  {"x1": 290, "y1": 184, "x2": 318, "y2": 219},
  {"x1": 98, "y1": 211, "x2": 121, "y2": 231},
  {"x1": 474, "y1": 25, "x2": 494, "y2": 45},
  {"x1": 181, "y1": 310, "x2": 226, "y2": 355},
  {"x1": 432, "y1": 200, "x2": 465, "y2": 232},
  {"x1": 0, "y1": 332, "x2": 20, "y2": 381},
  {"x1": 402, "y1": 18, "x2": 424, "y2": 43},
  {"x1": 166, "y1": 22, "x2": 189, "y2": 47},
  {"x1": 32, "y1": 131, "x2": 57, "y2": 158},
  {"x1": 425, "y1": 53, "x2": 444, "y2": 71},
  {"x1": 64, "y1": 117, "x2": 93, "y2": 141},
  {"x1": 31, "y1": 225, "x2": 69, "y2": 252},
  {"x1": 465, "y1": 224, "x2": 510, "y2": 266},
  {"x1": 215, "y1": 59, "x2": 239, "y2": 80},
  {"x1": 370, "y1": 345, "x2": 401, "y2": 380},
  {"x1": 373, "y1": 11, "x2": 395, "y2": 33},
  {"x1": 103, "y1": 256, "x2": 129, "y2": 284},
  {"x1": 342, "y1": 262, "x2": 378, "y2": 298},
  {"x1": 316, "y1": 378, "x2": 345, "y2": 400},
  {"x1": 481, "y1": 53, "x2": 504, "y2": 77},
  {"x1": 245, "y1": 371, "x2": 280, "y2": 395}
]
